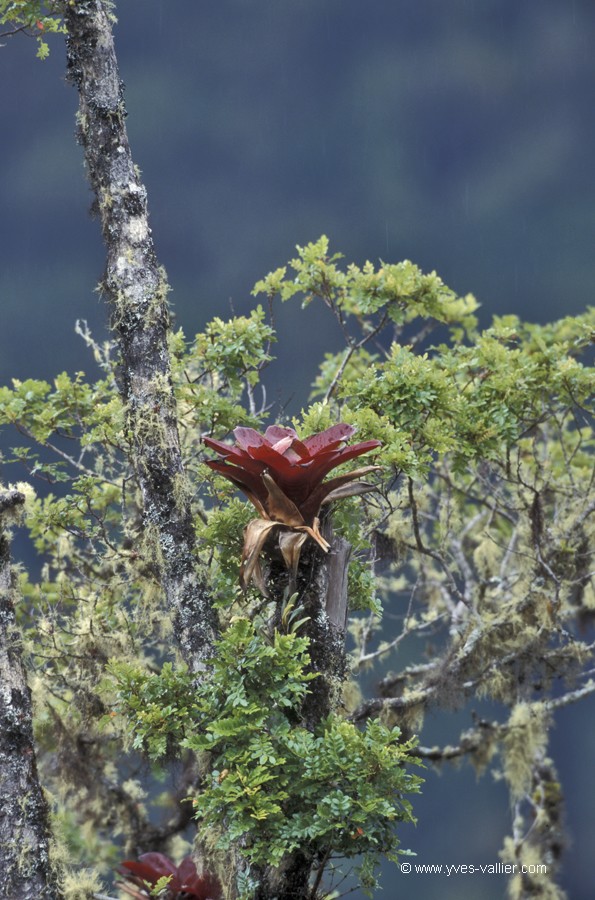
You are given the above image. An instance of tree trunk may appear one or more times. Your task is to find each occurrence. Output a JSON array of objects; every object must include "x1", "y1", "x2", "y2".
[
  {"x1": 0, "y1": 490, "x2": 61, "y2": 900},
  {"x1": 62, "y1": 0, "x2": 217, "y2": 672},
  {"x1": 253, "y1": 522, "x2": 351, "y2": 899},
  {"x1": 299, "y1": 523, "x2": 351, "y2": 730}
]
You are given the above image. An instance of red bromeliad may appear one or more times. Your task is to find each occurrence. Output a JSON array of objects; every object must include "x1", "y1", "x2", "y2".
[
  {"x1": 117, "y1": 853, "x2": 222, "y2": 900},
  {"x1": 204, "y1": 424, "x2": 381, "y2": 592}
]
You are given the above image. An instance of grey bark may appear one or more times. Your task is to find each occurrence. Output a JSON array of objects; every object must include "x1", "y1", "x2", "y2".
[
  {"x1": 299, "y1": 524, "x2": 351, "y2": 730},
  {"x1": 0, "y1": 490, "x2": 61, "y2": 900},
  {"x1": 62, "y1": 0, "x2": 218, "y2": 671}
]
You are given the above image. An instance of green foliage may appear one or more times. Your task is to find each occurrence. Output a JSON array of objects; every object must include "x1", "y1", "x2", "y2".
[
  {"x1": 194, "y1": 497, "x2": 255, "y2": 605},
  {"x1": 253, "y1": 234, "x2": 478, "y2": 337},
  {"x1": 190, "y1": 306, "x2": 275, "y2": 390},
  {"x1": 107, "y1": 661, "x2": 193, "y2": 759},
  {"x1": 254, "y1": 239, "x2": 595, "y2": 893},
  {"x1": 151, "y1": 875, "x2": 174, "y2": 897},
  {"x1": 2, "y1": 234, "x2": 593, "y2": 897},
  {"x1": 0, "y1": 371, "x2": 124, "y2": 471},
  {"x1": 0, "y1": 0, "x2": 65, "y2": 58},
  {"x1": 0, "y1": 309, "x2": 278, "y2": 881},
  {"x1": 257, "y1": 238, "x2": 593, "y2": 478},
  {"x1": 110, "y1": 618, "x2": 421, "y2": 887}
]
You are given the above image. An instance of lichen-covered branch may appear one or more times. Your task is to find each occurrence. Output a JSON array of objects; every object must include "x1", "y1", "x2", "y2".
[
  {"x1": 501, "y1": 704, "x2": 567, "y2": 900},
  {"x1": 0, "y1": 490, "x2": 61, "y2": 900},
  {"x1": 62, "y1": 0, "x2": 217, "y2": 670}
]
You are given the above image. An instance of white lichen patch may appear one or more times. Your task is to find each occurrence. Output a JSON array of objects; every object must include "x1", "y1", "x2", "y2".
[
  {"x1": 115, "y1": 255, "x2": 128, "y2": 276},
  {"x1": 125, "y1": 216, "x2": 149, "y2": 243}
]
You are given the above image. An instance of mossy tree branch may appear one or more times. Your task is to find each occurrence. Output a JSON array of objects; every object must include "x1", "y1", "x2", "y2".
[{"x1": 61, "y1": 0, "x2": 218, "y2": 671}]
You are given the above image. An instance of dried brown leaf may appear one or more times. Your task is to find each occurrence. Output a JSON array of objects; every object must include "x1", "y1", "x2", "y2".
[
  {"x1": 240, "y1": 518, "x2": 280, "y2": 590},
  {"x1": 278, "y1": 530, "x2": 308, "y2": 578},
  {"x1": 321, "y1": 480, "x2": 378, "y2": 504},
  {"x1": 261, "y1": 472, "x2": 305, "y2": 527}
]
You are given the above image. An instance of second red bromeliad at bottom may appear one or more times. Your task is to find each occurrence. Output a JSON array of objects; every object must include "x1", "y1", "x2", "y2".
[{"x1": 203, "y1": 423, "x2": 382, "y2": 593}]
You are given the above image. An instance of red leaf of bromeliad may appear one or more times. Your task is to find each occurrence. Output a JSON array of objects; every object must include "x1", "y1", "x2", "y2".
[
  {"x1": 272, "y1": 436, "x2": 312, "y2": 461},
  {"x1": 263, "y1": 424, "x2": 297, "y2": 444},
  {"x1": 205, "y1": 435, "x2": 308, "y2": 477},
  {"x1": 118, "y1": 852, "x2": 179, "y2": 885},
  {"x1": 203, "y1": 458, "x2": 268, "y2": 507},
  {"x1": 300, "y1": 465, "x2": 383, "y2": 521},
  {"x1": 240, "y1": 444, "x2": 314, "y2": 481},
  {"x1": 262, "y1": 426, "x2": 311, "y2": 460},
  {"x1": 268, "y1": 440, "x2": 382, "y2": 507},
  {"x1": 302, "y1": 423, "x2": 357, "y2": 455},
  {"x1": 233, "y1": 426, "x2": 269, "y2": 450},
  {"x1": 202, "y1": 435, "x2": 242, "y2": 458},
  {"x1": 204, "y1": 427, "x2": 381, "y2": 520},
  {"x1": 242, "y1": 442, "x2": 296, "y2": 468},
  {"x1": 118, "y1": 854, "x2": 223, "y2": 900},
  {"x1": 298, "y1": 439, "x2": 382, "y2": 485},
  {"x1": 202, "y1": 437, "x2": 265, "y2": 475},
  {"x1": 268, "y1": 435, "x2": 294, "y2": 454},
  {"x1": 176, "y1": 856, "x2": 200, "y2": 889}
]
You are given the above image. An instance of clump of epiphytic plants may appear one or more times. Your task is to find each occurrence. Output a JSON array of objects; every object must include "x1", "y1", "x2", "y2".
[
  {"x1": 117, "y1": 853, "x2": 222, "y2": 900},
  {"x1": 204, "y1": 423, "x2": 381, "y2": 591}
]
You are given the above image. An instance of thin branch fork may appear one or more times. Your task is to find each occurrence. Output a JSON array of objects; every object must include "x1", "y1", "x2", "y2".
[
  {"x1": 415, "y1": 719, "x2": 501, "y2": 762},
  {"x1": 352, "y1": 626, "x2": 595, "y2": 724},
  {"x1": 0, "y1": 23, "x2": 34, "y2": 39},
  {"x1": 406, "y1": 680, "x2": 595, "y2": 763},
  {"x1": 323, "y1": 312, "x2": 389, "y2": 402}
]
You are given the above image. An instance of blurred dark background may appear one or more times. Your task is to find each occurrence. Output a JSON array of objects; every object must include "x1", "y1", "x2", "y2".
[{"x1": 2, "y1": 1, "x2": 595, "y2": 897}]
